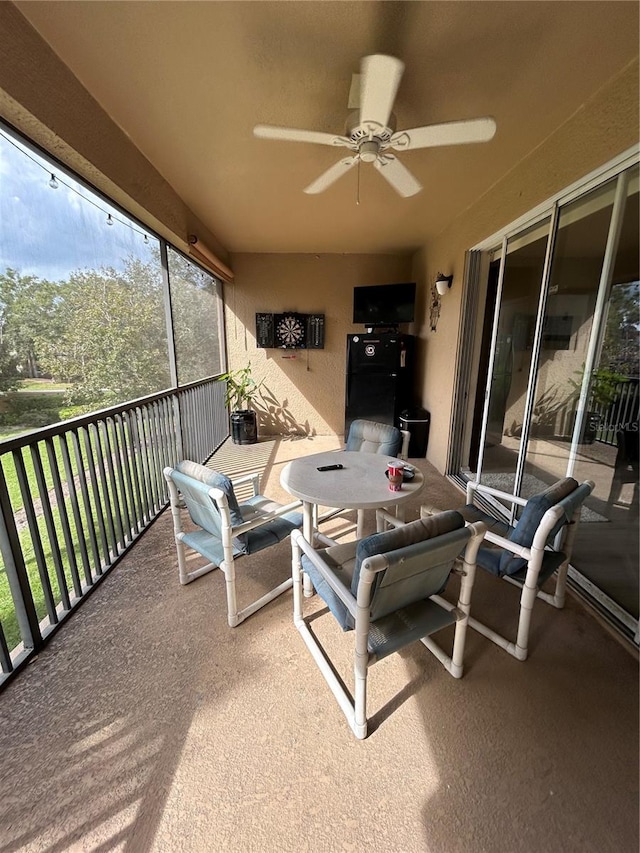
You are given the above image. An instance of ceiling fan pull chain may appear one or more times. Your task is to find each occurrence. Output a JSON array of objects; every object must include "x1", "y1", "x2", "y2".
[{"x1": 356, "y1": 157, "x2": 361, "y2": 206}]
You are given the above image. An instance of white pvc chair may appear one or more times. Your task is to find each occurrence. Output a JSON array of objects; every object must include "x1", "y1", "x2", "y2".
[
  {"x1": 164, "y1": 460, "x2": 303, "y2": 627},
  {"x1": 318, "y1": 419, "x2": 411, "y2": 538},
  {"x1": 459, "y1": 477, "x2": 594, "y2": 660},
  {"x1": 291, "y1": 512, "x2": 486, "y2": 739},
  {"x1": 345, "y1": 418, "x2": 410, "y2": 460}
]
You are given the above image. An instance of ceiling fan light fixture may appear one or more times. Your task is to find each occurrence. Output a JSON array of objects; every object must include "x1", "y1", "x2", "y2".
[{"x1": 359, "y1": 140, "x2": 379, "y2": 163}]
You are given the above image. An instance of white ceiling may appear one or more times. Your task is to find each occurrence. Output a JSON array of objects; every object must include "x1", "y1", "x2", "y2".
[{"x1": 15, "y1": 1, "x2": 640, "y2": 255}]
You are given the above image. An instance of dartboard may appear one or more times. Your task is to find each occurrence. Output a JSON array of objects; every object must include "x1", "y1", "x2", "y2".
[{"x1": 275, "y1": 313, "x2": 306, "y2": 348}]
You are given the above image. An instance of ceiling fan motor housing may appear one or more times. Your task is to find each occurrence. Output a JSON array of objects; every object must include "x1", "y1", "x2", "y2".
[{"x1": 345, "y1": 109, "x2": 395, "y2": 140}]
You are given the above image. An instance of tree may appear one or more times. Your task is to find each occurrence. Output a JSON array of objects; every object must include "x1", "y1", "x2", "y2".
[
  {"x1": 168, "y1": 251, "x2": 222, "y2": 384},
  {"x1": 601, "y1": 281, "x2": 639, "y2": 378},
  {"x1": 0, "y1": 268, "x2": 61, "y2": 385},
  {"x1": 38, "y1": 258, "x2": 171, "y2": 406}
]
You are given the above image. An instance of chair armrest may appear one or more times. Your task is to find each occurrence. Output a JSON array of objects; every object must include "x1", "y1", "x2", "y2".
[
  {"x1": 482, "y1": 529, "x2": 531, "y2": 560},
  {"x1": 231, "y1": 499, "x2": 303, "y2": 537},
  {"x1": 481, "y1": 501, "x2": 564, "y2": 555},
  {"x1": 231, "y1": 472, "x2": 261, "y2": 495},
  {"x1": 314, "y1": 531, "x2": 341, "y2": 547},
  {"x1": 291, "y1": 530, "x2": 358, "y2": 618},
  {"x1": 466, "y1": 480, "x2": 528, "y2": 508},
  {"x1": 481, "y1": 503, "x2": 564, "y2": 557}
]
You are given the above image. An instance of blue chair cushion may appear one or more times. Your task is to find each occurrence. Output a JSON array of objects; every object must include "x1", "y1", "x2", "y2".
[
  {"x1": 176, "y1": 460, "x2": 245, "y2": 528},
  {"x1": 174, "y1": 462, "x2": 303, "y2": 566},
  {"x1": 345, "y1": 419, "x2": 403, "y2": 457},
  {"x1": 241, "y1": 495, "x2": 303, "y2": 554},
  {"x1": 473, "y1": 543, "x2": 567, "y2": 582},
  {"x1": 354, "y1": 511, "x2": 466, "y2": 607},
  {"x1": 458, "y1": 504, "x2": 513, "y2": 537},
  {"x1": 508, "y1": 550, "x2": 568, "y2": 587},
  {"x1": 302, "y1": 512, "x2": 466, "y2": 633},
  {"x1": 353, "y1": 510, "x2": 465, "y2": 594},
  {"x1": 301, "y1": 541, "x2": 358, "y2": 631},
  {"x1": 500, "y1": 477, "x2": 578, "y2": 577}
]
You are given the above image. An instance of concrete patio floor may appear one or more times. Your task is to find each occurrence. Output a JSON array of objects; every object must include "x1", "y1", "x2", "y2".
[{"x1": 0, "y1": 436, "x2": 637, "y2": 852}]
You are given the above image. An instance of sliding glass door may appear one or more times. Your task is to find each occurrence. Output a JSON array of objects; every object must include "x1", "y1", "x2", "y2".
[
  {"x1": 478, "y1": 217, "x2": 552, "y2": 500},
  {"x1": 465, "y1": 161, "x2": 639, "y2": 640}
]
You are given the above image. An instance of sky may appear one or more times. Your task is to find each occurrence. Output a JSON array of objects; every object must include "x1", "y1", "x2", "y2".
[{"x1": 0, "y1": 127, "x2": 158, "y2": 282}]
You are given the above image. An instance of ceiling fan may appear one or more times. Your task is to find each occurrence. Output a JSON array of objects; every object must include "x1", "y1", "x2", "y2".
[{"x1": 254, "y1": 54, "x2": 496, "y2": 198}]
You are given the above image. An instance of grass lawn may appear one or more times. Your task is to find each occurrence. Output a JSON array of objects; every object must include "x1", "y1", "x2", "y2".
[
  {"x1": 17, "y1": 379, "x2": 72, "y2": 392},
  {"x1": 0, "y1": 438, "x2": 94, "y2": 650},
  {"x1": 0, "y1": 419, "x2": 153, "y2": 651},
  {"x1": 0, "y1": 427, "x2": 30, "y2": 442}
]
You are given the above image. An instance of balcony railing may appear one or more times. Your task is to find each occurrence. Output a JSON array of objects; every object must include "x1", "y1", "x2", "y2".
[
  {"x1": 0, "y1": 377, "x2": 228, "y2": 688},
  {"x1": 594, "y1": 378, "x2": 639, "y2": 445}
]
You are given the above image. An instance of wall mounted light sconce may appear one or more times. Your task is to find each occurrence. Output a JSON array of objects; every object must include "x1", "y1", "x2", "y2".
[{"x1": 435, "y1": 272, "x2": 454, "y2": 296}]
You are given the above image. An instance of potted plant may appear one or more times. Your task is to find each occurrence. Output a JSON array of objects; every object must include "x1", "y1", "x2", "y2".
[
  {"x1": 218, "y1": 363, "x2": 262, "y2": 444},
  {"x1": 569, "y1": 365, "x2": 627, "y2": 443}
]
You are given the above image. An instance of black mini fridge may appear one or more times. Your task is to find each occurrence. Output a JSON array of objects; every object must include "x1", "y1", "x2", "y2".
[{"x1": 344, "y1": 332, "x2": 414, "y2": 436}]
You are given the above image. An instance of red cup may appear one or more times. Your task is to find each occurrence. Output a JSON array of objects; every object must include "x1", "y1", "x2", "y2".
[{"x1": 387, "y1": 461, "x2": 404, "y2": 491}]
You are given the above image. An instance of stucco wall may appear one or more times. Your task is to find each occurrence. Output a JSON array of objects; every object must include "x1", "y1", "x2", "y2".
[
  {"x1": 226, "y1": 253, "x2": 413, "y2": 436},
  {"x1": 412, "y1": 58, "x2": 639, "y2": 473}
]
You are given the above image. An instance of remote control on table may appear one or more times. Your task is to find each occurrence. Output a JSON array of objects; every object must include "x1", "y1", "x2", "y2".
[{"x1": 317, "y1": 463, "x2": 344, "y2": 471}]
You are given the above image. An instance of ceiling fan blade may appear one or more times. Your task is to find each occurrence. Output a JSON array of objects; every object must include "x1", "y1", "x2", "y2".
[
  {"x1": 304, "y1": 157, "x2": 358, "y2": 194},
  {"x1": 359, "y1": 54, "x2": 404, "y2": 129},
  {"x1": 389, "y1": 117, "x2": 497, "y2": 151},
  {"x1": 254, "y1": 125, "x2": 351, "y2": 147},
  {"x1": 374, "y1": 155, "x2": 422, "y2": 197},
  {"x1": 348, "y1": 73, "x2": 361, "y2": 110}
]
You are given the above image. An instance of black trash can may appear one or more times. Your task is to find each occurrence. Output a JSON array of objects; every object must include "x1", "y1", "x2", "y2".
[{"x1": 399, "y1": 408, "x2": 430, "y2": 458}]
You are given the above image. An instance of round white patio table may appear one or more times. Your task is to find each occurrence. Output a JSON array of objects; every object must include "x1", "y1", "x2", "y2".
[{"x1": 280, "y1": 449, "x2": 425, "y2": 545}]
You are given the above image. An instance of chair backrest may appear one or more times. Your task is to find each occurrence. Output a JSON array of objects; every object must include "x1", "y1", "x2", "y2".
[
  {"x1": 345, "y1": 419, "x2": 403, "y2": 457},
  {"x1": 500, "y1": 477, "x2": 583, "y2": 576},
  {"x1": 353, "y1": 511, "x2": 469, "y2": 621},
  {"x1": 169, "y1": 461, "x2": 244, "y2": 537}
]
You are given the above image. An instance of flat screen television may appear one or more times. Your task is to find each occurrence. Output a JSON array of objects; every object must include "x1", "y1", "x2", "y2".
[{"x1": 353, "y1": 282, "x2": 416, "y2": 326}]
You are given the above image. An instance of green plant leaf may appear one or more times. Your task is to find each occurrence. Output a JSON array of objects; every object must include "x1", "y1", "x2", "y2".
[{"x1": 217, "y1": 363, "x2": 262, "y2": 410}]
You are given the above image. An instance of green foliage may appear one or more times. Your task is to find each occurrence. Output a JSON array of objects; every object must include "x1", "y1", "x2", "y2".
[
  {"x1": 168, "y1": 251, "x2": 222, "y2": 383},
  {"x1": 601, "y1": 282, "x2": 640, "y2": 377},
  {"x1": 18, "y1": 379, "x2": 70, "y2": 391},
  {"x1": 0, "y1": 390, "x2": 62, "y2": 428},
  {"x1": 36, "y1": 258, "x2": 171, "y2": 406},
  {"x1": 4, "y1": 390, "x2": 65, "y2": 414},
  {"x1": 1, "y1": 254, "x2": 223, "y2": 417},
  {"x1": 217, "y1": 363, "x2": 262, "y2": 411},
  {"x1": 59, "y1": 403, "x2": 99, "y2": 420},
  {"x1": 569, "y1": 365, "x2": 628, "y2": 409},
  {"x1": 17, "y1": 410, "x2": 59, "y2": 428},
  {"x1": 0, "y1": 409, "x2": 60, "y2": 428},
  {"x1": 0, "y1": 348, "x2": 19, "y2": 393},
  {"x1": 0, "y1": 268, "x2": 62, "y2": 385}
]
